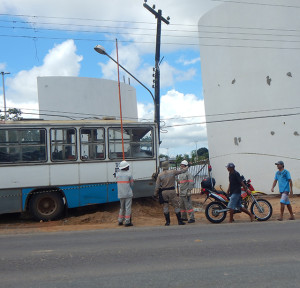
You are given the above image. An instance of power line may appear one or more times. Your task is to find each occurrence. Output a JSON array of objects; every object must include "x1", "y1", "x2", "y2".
[
  {"x1": 164, "y1": 111, "x2": 300, "y2": 128},
  {"x1": 162, "y1": 106, "x2": 300, "y2": 121},
  {"x1": 2, "y1": 34, "x2": 300, "y2": 50},
  {"x1": 4, "y1": 103, "x2": 300, "y2": 124},
  {"x1": 0, "y1": 19, "x2": 158, "y2": 32},
  {"x1": 210, "y1": 0, "x2": 300, "y2": 9},
  {"x1": 3, "y1": 16, "x2": 300, "y2": 35},
  {"x1": 2, "y1": 105, "x2": 153, "y2": 122},
  {"x1": 0, "y1": 13, "x2": 156, "y2": 25},
  {"x1": 2, "y1": 24, "x2": 300, "y2": 41}
]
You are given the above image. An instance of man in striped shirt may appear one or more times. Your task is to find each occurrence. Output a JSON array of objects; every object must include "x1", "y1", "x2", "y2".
[
  {"x1": 117, "y1": 161, "x2": 134, "y2": 227},
  {"x1": 177, "y1": 160, "x2": 195, "y2": 223}
]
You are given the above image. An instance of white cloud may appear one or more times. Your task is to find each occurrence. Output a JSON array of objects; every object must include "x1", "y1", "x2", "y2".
[
  {"x1": 177, "y1": 56, "x2": 201, "y2": 66},
  {"x1": 0, "y1": 63, "x2": 6, "y2": 70},
  {"x1": 4, "y1": 40, "x2": 83, "y2": 113},
  {"x1": 138, "y1": 89, "x2": 207, "y2": 157},
  {"x1": 99, "y1": 50, "x2": 197, "y2": 89},
  {"x1": 99, "y1": 44, "x2": 142, "y2": 82},
  {"x1": 160, "y1": 62, "x2": 197, "y2": 87},
  {"x1": 137, "y1": 102, "x2": 154, "y2": 122}
]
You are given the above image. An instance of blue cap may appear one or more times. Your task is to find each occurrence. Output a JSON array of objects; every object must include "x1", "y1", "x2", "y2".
[{"x1": 226, "y1": 163, "x2": 235, "y2": 168}]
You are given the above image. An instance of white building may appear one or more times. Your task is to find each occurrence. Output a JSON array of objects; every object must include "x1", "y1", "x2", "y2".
[
  {"x1": 198, "y1": 1, "x2": 300, "y2": 193},
  {"x1": 37, "y1": 76, "x2": 137, "y2": 121}
]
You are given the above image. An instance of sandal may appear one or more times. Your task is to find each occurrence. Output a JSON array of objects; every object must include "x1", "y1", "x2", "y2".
[
  {"x1": 288, "y1": 217, "x2": 295, "y2": 220},
  {"x1": 277, "y1": 218, "x2": 283, "y2": 221}
]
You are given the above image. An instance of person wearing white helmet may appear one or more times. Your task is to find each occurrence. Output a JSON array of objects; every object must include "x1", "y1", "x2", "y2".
[
  {"x1": 116, "y1": 160, "x2": 134, "y2": 227},
  {"x1": 154, "y1": 161, "x2": 188, "y2": 226},
  {"x1": 177, "y1": 160, "x2": 195, "y2": 223}
]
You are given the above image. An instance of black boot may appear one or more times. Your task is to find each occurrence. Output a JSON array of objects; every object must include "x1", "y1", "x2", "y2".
[
  {"x1": 164, "y1": 213, "x2": 170, "y2": 226},
  {"x1": 176, "y1": 212, "x2": 186, "y2": 225},
  {"x1": 125, "y1": 215, "x2": 133, "y2": 227}
]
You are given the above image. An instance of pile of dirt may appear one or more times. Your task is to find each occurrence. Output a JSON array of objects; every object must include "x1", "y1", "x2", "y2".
[{"x1": 0, "y1": 194, "x2": 299, "y2": 233}]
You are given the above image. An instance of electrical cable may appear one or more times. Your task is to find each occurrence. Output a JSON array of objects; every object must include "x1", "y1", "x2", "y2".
[
  {"x1": 2, "y1": 16, "x2": 300, "y2": 34},
  {"x1": 3, "y1": 103, "x2": 300, "y2": 126},
  {"x1": 2, "y1": 25, "x2": 300, "y2": 42},
  {"x1": 163, "y1": 111, "x2": 300, "y2": 128},
  {"x1": 162, "y1": 106, "x2": 300, "y2": 121},
  {"x1": 210, "y1": 0, "x2": 300, "y2": 9},
  {"x1": 1, "y1": 34, "x2": 300, "y2": 49},
  {"x1": 0, "y1": 13, "x2": 156, "y2": 25}
]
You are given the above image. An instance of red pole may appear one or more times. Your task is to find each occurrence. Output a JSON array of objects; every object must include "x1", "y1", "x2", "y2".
[{"x1": 116, "y1": 39, "x2": 125, "y2": 160}]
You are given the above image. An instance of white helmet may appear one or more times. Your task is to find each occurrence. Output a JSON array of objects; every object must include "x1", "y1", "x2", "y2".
[
  {"x1": 181, "y1": 160, "x2": 188, "y2": 166},
  {"x1": 119, "y1": 161, "x2": 129, "y2": 170}
]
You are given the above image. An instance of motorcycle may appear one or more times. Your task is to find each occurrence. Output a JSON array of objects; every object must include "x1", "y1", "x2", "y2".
[{"x1": 201, "y1": 177, "x2": 273, "y2": 223}]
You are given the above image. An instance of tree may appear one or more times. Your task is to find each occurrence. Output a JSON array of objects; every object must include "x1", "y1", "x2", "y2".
[
  {"x1": 175, "y1": 154, "x2": 184, "y2": 165},
  {"x1": 159, "y1": 154, "x2": 169, "y2": 160},
  {"x1": 0, "y1": 108, "x2": 22, "y2": 121},
  {"x1": 196, "y1": 147, "x2": 209, "y2": 160},
  {"x1": 175, "y1": 154, "x2": 190, "y2": 165}
]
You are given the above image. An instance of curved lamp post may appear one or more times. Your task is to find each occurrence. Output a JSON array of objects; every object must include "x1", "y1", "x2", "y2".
[
  {"x1": 94, "y1": 45, "x2": 154, "y2": 103},
  {"x1": 94, "y1": 45, "x2": 160, "y2": 142}
]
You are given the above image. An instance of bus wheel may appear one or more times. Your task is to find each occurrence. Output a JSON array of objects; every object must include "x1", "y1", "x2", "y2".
[{"x1": 29, "y1": 192, "x2": 64, "y2": 221}]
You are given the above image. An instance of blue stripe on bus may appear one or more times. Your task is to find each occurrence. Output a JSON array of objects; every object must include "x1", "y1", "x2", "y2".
[{"x1": 22, "y1": 183, "x2": 120, "y2": 211}]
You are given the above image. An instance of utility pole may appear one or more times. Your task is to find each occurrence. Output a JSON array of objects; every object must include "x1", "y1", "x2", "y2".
[
  {"x1": 143, "y1": 1, "x2": 169, "y2": 145},
  {"x1": 1, "y1": 71, "x2": 10, "y2": 121}
]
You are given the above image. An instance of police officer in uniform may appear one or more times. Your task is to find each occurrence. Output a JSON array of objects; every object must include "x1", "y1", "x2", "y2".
[
  {"x1": 177, "y1": 160, "x2": 195, "y2": 223},
  {"x1": 154, "y1": 161, "x2": 188, "y2": 226}
]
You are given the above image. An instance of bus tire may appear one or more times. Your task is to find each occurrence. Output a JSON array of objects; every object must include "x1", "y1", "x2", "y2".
[{"x1": 29, "y1": 191, "x2": 64, "y2": 221}]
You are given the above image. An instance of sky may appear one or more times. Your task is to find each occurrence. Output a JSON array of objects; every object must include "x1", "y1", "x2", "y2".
[{"x1": 0, "y1": 0, "x2": 220, "y2": 157}]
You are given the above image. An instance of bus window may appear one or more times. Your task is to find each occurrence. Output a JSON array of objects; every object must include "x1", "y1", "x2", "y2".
[
  {"x1": 80, "y1": 128, "x2": 105, "y2": 160},
  {"x1": 108, "y1": 127, "x2": 153, "y2": 159},
  {"x1": 50, "y1": 128, "x2": 77, "y2": 161},
  {"x1": 0, "y1": 129, "x2": 46, "y2": 163}
]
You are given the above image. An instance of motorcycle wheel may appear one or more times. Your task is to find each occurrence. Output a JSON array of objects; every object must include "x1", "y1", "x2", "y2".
[
  {"x1": 205, "y1": 201, "x2": 227, "y2": 223},
  {"x1": 250, "y1": 199, "x2": 273, "y2": 221}
]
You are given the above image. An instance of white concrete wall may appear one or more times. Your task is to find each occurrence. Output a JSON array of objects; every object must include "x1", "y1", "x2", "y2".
[
  {"x1": 37, "y1": 77, "x2": 137, "y2": 121},
  {"x1": 198, "y1": 1, "x2": 300, "y2": 193}
]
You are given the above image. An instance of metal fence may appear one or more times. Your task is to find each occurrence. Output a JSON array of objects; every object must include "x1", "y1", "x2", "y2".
[{"x1": 164, "y1": 161, "x2": 209, "y2": 194}]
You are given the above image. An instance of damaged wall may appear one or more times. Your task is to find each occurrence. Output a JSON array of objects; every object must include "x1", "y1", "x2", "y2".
[{"x1": 198, "y1": 1, "x2": 300, "y2": 193}]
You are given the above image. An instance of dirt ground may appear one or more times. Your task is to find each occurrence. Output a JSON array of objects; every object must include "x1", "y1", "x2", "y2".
[{"x1": 0, "y1": 194, "x2": 299, "y2": 234}]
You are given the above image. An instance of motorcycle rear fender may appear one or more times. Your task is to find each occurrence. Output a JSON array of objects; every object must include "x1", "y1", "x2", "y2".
[
  {"x1": 251, "y1": 191, "x2": 267, "y2": 195},
  {"x1": 210, "y1": 192, "x2": 228, "y2": 202}
]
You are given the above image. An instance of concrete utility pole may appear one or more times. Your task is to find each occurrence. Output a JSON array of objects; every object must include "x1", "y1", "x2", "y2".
[
  {"x1": 143, "y1": 1, "x2": 169, "y2": 145},
  {"x1": 1, "y1": 71, "x2": 10, "y2": 121}
]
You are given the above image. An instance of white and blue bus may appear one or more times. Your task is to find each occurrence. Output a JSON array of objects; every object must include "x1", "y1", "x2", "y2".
[{"x1": 0, "y1": 119, "x2": 159, "y2": 221}]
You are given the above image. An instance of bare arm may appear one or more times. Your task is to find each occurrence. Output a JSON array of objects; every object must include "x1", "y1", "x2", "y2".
[
  {"x1": 271, "y1": 180, "x2": 277, "y2": 192},
  {"x1": 289, "y1": 179, "x2": 293, "y2": 196},
  {"x1": 227, "y1": 184, "x2": 230, "y2": 194},
  {"x1": 240, "y1": 181, "x2": 250, "y2": 194}
]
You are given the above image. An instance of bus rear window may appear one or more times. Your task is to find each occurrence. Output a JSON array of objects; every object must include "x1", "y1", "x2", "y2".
[{"x1": 0, "y1": 129, "x2": 47, "y2": 163}]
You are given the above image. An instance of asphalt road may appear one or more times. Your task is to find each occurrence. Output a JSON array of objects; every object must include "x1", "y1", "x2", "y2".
[{"x1": 1, "y1": 220, "x2": 300, "y2": 288}]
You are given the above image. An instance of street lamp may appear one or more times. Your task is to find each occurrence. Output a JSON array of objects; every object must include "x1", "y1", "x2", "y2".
[
  {"x1": 94, "y1": 45, "x2": 154, "y2": 102},
  {"x1": 1, "y1": 71, "x2": 10, "y2": 121},
  {"x1": 94, "y1": 45, "x2": 159, "y2": 140}
]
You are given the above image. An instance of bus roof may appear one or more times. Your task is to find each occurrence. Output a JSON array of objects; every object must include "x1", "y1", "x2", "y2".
[{"x1": 0, "y1": 119, "x2": 155, "y2": 127}]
